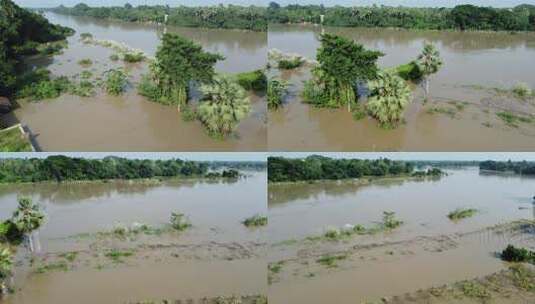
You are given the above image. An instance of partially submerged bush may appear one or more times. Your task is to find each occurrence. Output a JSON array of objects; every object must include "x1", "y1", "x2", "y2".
[
  {"x1": 180, "y1": 106, "x2": 196, "y2": 122},
  {"x1": 267, "y1": 77, "x2": 288, "y2": 109},
  {"x1": 236, "y1": 69, "x2": 267, "y2": 92},
  {"x1": 394, "y1": 61, "x2": 422, "y2": 81},
  {"x1": 512, "y1": 82, "x2": 533, "y2": 99},
  {"x1": 17, "y1": 73, "x2": 71, "y2": 101},
  {"x1": 170, "y1": 212, "x2": 191, "y2": 231},
  {"x1": 122, "y1": 51, "x2": 145, "y2": 63},
  {"x1": 70, "y1": 80, "x2": 95, "y2": 97},
  {"x1": 0, "y1": 220, "x2": 24, "y2": 245},
  {"x1": 243, "y1": 215, "x2": 267, "y2": 227},
  {"x1": 104, "y1": 69, "x2": 128, "y2": 95},
  {"x1": 80, "y1": 32, "x2": 93, "y2": 40},
  {"x1": 109, "y1": 54, "x2": 119, "y2": 61},
  {"x1": 382, "y1": 211, "x2": 403, "y2": 229},
  {"x1": 448, "y1": 208, "x2": 478, "y2": 221},
  {"x1": 278, "y1": 57, "x2": 303, "y2": 69},
  {"x1": 77, "y1": 58, "x2": 93, "y2": 66},
  {"x1": 501, "y1": 245, "x2": 535, "y2": 264}
]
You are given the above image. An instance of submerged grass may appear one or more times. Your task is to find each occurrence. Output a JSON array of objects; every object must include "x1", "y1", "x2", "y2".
[
  {"x1": 0, "y1": 126, "x2": 32, "y2": 152},
  {"x1": 448, "y1": 208, "x2": 478, "y2": 221},
  {"x1": 316, "y1": 254, "x2": 347, "y2": 268},
  {"x1": 496, "y1": 111, "x2": 534, "y2": 128},
  {"x1": 35, "y1": 261, "x2": 69, "y2": 274},
  {"x1": 104, "y1": 249, "x2": 134, "y2": 263},
  {"x1": 243, "y1": 215, "x2": 268, "y2": 227}
]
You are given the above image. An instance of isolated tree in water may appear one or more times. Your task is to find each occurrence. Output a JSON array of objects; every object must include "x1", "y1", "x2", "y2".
[
  {"x1": 0, "y1": 247, "x2": 13, "y2": 295},
  {"x1": 151, "y1": 33, "x2": 223, "y2": 111},
  {"x1": 367, "y1": 71, "x2": 412, "y2": 128},
  {"x1": 12, "y1": 197, "x2": 45, "y2": 253},
  {"x1": 416, "y1": 42, "x2": 442, "y2": 101},
  {"x1": 198, "y1": 75, "x2": 251, "y2": 137},
  {"x1": 313, "y1": 33, "x2": 382, "y2": 110}
]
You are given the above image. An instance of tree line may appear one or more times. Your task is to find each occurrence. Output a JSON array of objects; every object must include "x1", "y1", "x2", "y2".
[
  {"x1": 267, "y1": 3, "x2": 535, "y2": 32},
  {"x1": 479, "y1": 160, "x2": 535, "y2": 175},
  {"x1": 50, "y1": 3, "x2": 267, "y2": 31},
  {"x1": 268, "y1": 156, "x2": 420, "y2": 183},
  {"x1": 0, "y1": 156, "x2": 210, "y2": 183},
  {"x1": 1, "y1": 0, "x2": 74, "y2": 97}
]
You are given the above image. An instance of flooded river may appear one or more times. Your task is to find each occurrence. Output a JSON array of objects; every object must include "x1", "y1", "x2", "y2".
[
  {"x1": 267, "y1": 168, "x2": 535, "y2": 303},
  {"x1": 268, "y1": 25, "x2": 535, "y2": 151},
  {"x1": 0, "y1": 172, "x2": 267, "y2": 303},
  {"x1": 12, "y1": 13, "x2": 267, "y2": 151}
]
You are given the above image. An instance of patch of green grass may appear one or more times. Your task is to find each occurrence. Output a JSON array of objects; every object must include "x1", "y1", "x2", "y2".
[
  {"x1": 104, "y1": 249, "x2": 134, "y2": 263},
  {"x1": 236, "y1": 69, "x2": 267, "y2": 92},
  {"x1": 269, "y1": 261, "x2": 284, "y2": 273},
  {"x1": 461, "y1": 281, "x2": 491, "y2": 299},
  {"x1": 59, "y1": 252, "x2": 78, "y2": 262},
  {"x1": 78, "y1": 58, "x2": 93, "y2": 66},
  {"x1": 394, "y1": 61, "x2": 422, "y2": 81},
  {"x1": 509, "y1": 264, "x2": 535, "y2": 291},
  {"x1": 35, "y1": 261, "x2": 69, "y2": 274},
  {"x1": 170, "y1": 212, "x2": 192, "y2": 231},
  {"x1": 496, "y1": 111, "x2": 533, "y2": 128},
  {"x1": 181, "y1": 106, "x2": 197, "y2": 122},
  {"x1": 448, "y1": 208, "x2": 479, "y2": 221},
  {"x1": 0, "y1": 126, "x2": 32, "y2": 152},
  {"x1": 448, "y1": 208, "x2": 478, "y2": 221},
  {"x1": 512, "y1": 82, "x2": 533, "y2": 99},
  {"x1": 316, "y1": 254, "x2": 347, "y2": 268},
  {"x1": 123, "y1": 52, "x2": 145, "y2": 63},
  {"x1": 37, "y1": 40, "x2": 68, "y2": 56},
  {"x1": 382, "y1": 211, "x2": 403, "y2": 229},
  {"x1": 278, "y1": 57, "x2": 303, "y2": 69},
  {"x1": 352, "y1": 104, "x2": 367, "y2": 121},
  {"x1": 80, "y1": 70, "x2": 93, "y2": 79},
  {"x1": 243, "y1": 215, "x2": 268, "y2": 227},
  {"x1": 70, "y1": 80, "x2": 95, "y2": 97},
  {"x1": 80, "y1": 32, "x2": 93, "y2": 40},
  {"x1": 109, "y1": 54, "x2": 119, "y2": 61},
  {"x1": 426, "y1": 106, "x2": 457, "y2": 118}
]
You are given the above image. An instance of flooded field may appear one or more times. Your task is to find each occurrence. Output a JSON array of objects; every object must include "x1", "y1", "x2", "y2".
[
  {"x1": 267, "y1": 168, "x2": 535, "y2": 303},
  {"x1": 9, "y1": 13, "x2": 267, "y2": 151},
  {"x1": 0, "y1": 172, "x2": 267, "y2": 303},
  {"x1": 268, "y1": 25, "x2": 535, "y2": 151}
]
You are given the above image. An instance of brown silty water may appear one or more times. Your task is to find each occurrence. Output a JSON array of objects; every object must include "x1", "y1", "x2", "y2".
[
  {"x1": 268, "y1": 24, "x2": 535, "y2": 151},
  {"x1": 267, "y1": 168, "x2": 535, "y2": 303},
  {"x1": 0, "y1": 172, "x2": 267, "y2": 303},
  {"x1": 10, "y1": 13, "x2": 267, "y2": 151}
]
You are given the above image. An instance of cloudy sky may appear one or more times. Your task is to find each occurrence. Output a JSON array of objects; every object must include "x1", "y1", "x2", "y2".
[{"x1": 14, "y1": 0, "x2": 535, "y2": 8}]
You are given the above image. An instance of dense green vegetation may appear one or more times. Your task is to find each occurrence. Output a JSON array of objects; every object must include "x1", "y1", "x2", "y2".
[
  {"x1": 51, "y1": 3, "x2": 267, "y2": 31},
  {"x1": 104, "y1": 69, "x2": 128, "y2": 96},
  {"x1": 267, "y1": 77, "x2": 288, "y2": 109},
  {"x1": 447, "y1": 208, "x2": 478, "y2": 221},
  {"x1": 0, "y1": 126, "x2": 32, "y2": 152},
  {"x1": 242, "y1": 215, "x2": 268, "y2": 227},
  {"x1": 278, "y1": 57, "x2": 303, "y2": 70},
  {"x1": 303, "y1": 34, "x2": 382, "y2": 108},
  {"x1": 236, "y1": 69, "x2": 267, "y2": 92},
  {"x1": 267, "y1": 3, "x2": 535, "y2": 32},
  {"x1": 366, "y1": 70, "x2": 412, "y2": 128},
  {"x1": 479, "y1": 160, "x2": 535, "y2": 175},
  {"x1": 0, "y1": 0, "x2": 74, "y2": 97},
  {"x1": 198, "y1": 75, "x2": 251, "y2": 137},
  {"x1": 0, "y1": 155, "x2": 209, "y2": 183},
  {"x1": 15, "y1": 68, "x2": 97, "y2": 100},
  {"x1": 501, "y1": 245, "x2": 535, "y2": 264},
  {"x1": 268, "y1": 155, "x2": 418, "y2": 182},
  {"x1": 138, "y1": 33, "x2": 223, "y2": 110}
]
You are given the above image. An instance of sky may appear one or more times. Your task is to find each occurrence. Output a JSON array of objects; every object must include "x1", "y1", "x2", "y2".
[
  {"x1": 14, "y1": 0, "x2": 535, "y2": 8},
  {"x1": 1, "y1": 153, "x2": 535, "y2": 162}
]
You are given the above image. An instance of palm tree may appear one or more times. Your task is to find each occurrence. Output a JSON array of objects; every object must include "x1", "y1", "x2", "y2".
[
  {"x1": 416, "y1": 42, "x2": 443, "y2": 101},
  {"x1": 367, "y1": 70, "x2": 412, "y2": 128},
  {"x1": 12, "y1": 197, "x2": 45, "y2": 253},
  {"x1": 0, "y1": 247, "x2": 13, "y2": 295},
  {"x1": 198, "y1": 75, "x2": 251, "y2": 137}
]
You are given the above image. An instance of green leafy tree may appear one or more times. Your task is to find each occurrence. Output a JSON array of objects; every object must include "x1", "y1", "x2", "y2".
[
  {"x1": 307, "y1": 34, "x2": 382, "y2": 109},
  {"x1": 416, "y1": 42, "x2": 443, "y2": 101},
  {"x1": 12, "y1": 197, "x2": 45, "y2": 253},
  {"x1": 197, "y1": 75, "x2": 251, "y2": 137},
  {"x1": 367, "y1": 71, "x2": 412, "y2": 128},
  {"x1": 0, "y1": 247, "x2": 12, "y2": 295},
  {"x1": 148, "y1": 33, "x2": 223, "y2": 111}
]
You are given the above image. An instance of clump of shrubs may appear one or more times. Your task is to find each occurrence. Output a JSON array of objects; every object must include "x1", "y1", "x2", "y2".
[
  {"x1": 170, "y1": 212, "x2": 191, "y2": 231},
  {"x1": 501, "y1": 245, "x2": 535, "y2": 264},
  {"x1": 104, "y1": 69, "x2": 128, "y2": 96},
  {"x1": 77, "y1": 58, "x2": 93, "y2": 66},
  {"x1": 236, "y1": 69, "x2": 267, "y2": 92},
  {"x1": 243, "y1": 215, "x2": 268, "y2": 227},
  {"x1": 278, "y1": 57, "x2": 304, "y2": 70},
  {"x1": 267, "y1": 77, "x2": 288, "y2": 109},
  {"x1": 512, "y1": 82, "x2": 533, "y2": 99},
  {"x1": 122, "y1": 52, "x2": 145, "y2": 63}
]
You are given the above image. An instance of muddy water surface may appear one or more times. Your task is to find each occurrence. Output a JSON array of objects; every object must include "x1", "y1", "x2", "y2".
[
  {"x1": 267, "y1": 168, "x2": 535, "y2": 303},
  {"x1": 12, "y1": 13, "x2": 267, "y2": 151},
  {"x1": 268, "y1": 25, "x2": 535, "y2": 151},
  {"x1": 0, "y1": 172, "x2": 267, "y2": 303}
]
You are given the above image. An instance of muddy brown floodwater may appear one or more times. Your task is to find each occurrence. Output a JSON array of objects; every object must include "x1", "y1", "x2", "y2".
[
  {"x1": 11, "y1": 13, "x2": 267, "y2": 151},
  {"x1": 267, "y1": 168, "x2": 535, "y2": 303},
  {"x1": 0, "y1": 172, "x2": 267, "y2": 304},
  {"x1": 268, "y1": 24, "x2": 535, "y2": 151}
]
